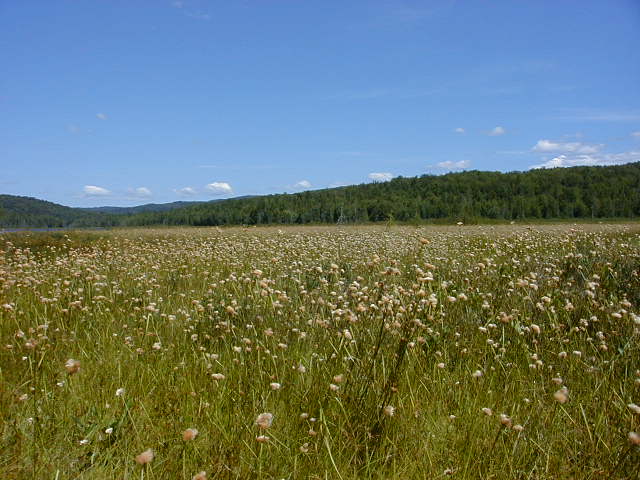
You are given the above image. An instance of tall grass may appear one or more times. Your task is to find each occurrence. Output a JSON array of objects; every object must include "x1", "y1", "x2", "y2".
[{"x1": 1, "y1": 225, "x2": 639, "y2": 479}]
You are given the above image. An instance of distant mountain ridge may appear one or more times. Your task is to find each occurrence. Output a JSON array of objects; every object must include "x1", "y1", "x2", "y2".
[
  {"x1": 81, "y1": 201, "x2": 204, "y2": 214},
  {"x1": 2, "y1": 163, "x2": 640, "y2": 228}
]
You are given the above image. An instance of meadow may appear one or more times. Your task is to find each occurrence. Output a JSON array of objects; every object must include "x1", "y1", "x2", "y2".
[{"x1": 1, "y1": 224, "x2": 639, "y2": 479}]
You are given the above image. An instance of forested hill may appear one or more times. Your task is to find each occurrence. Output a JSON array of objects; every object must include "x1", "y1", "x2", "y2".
[
  {"x1": 81, "y1": 201, "x2": 202, "y2": 214},
  {"x1": 122, "y1": 162, "x2": 640, "y2": 226},
  {"x1": 2, "y1": 163, "x2": 640, "y2": 228},
  {"x1": 0, "y1": 195, "x2": 119, "y2": 228}
]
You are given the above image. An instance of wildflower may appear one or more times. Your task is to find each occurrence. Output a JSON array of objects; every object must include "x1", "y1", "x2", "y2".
[
  {"x1": 299, "y1": 442, "x2": 310, "y2": 453},
  {"x1": 255, "y1": 412, "x2": 273, "y2": 429},
  {"x1": 193, "y1": 472, "x2": 207, "y2": 480},
  {"x1": 297, "y1": 364, "x2": 306, "y2": 373},
  {"x1": 499, "y1": 414, "x2": 512, "y2": 428},
  {"x1": 116, "y1": 388, "x2": 125, "y2": 397},
  {"x1": 65, "y1": 358, "x2": 81, "y2": 375},
  {"x1": 553, "y1": 386, "x2": 569, "y2": 404},
  {"x1": 481, "y1": 407, "x2": 493, "y2": 416},
  {"x1": 472, "y1": 370, "x2": 483, "y2": 378},
  {"x1": 256, "y1": 435, "x2": 270, "y2": 443},
  {"x1": 531, "y1": 324, "x2": 541, "y2": 334},
  {"x1": 437, "y1": 362, "x2": 446, "y2": 369},
  {"x1": 629, "y1": 432, "x2": 640, "y2": 445},
  {"x1": 79, "y1": 439, "x2": 89, "y2": 445},
  {"x1": 383, "y1": 405, "x2": 395, "y2": 417},
  {"x1": 329, "y1": 383, "x2": 339, "y2": 392},
  {"x1": 211, "y1": 373, "x2": 225, "y2": 380},
  {"x1": 270, "y1": 382, "x2": 281, "y2": 390},
  {"x1": 135, "y1": 449, "x2": 154, "y2": 465},
  {"x1": 333, "y1": 374, "x2": 344, "y2": 383},
  {"x1": 513, "y1": 424, "x2": 524, "y2": 432},
  {"x1": 105, "y1": 427, "x2": 113, "y2": 434},
  {"x1": 183, "y1": 428, "x2": 199, "y2": 441},
  {"x1": 628, "y1": 403, "x2": 640, "y2": 415}
]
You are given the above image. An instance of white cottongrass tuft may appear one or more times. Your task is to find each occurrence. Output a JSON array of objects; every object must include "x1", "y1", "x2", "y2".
[
  {"x1": 255, "y1": 412, "x2": 273, "y2": 429},
  {"x1": 135, "y1": 449, "x2": 154, "y2": 465}
]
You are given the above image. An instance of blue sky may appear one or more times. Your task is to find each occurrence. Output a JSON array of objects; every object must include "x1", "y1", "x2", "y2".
[{"x1": 2, "y1": 0, "x2": 640, "y2": 207}]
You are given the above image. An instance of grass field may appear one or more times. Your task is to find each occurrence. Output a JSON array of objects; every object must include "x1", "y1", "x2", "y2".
[{"x1": 1, "y1": 224, "x2": 639, "y2": 479}]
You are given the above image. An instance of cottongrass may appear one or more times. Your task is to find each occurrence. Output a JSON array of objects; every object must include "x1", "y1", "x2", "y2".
[{"x1": 2, "y1": 224, "x2": 639, "y2": 479}]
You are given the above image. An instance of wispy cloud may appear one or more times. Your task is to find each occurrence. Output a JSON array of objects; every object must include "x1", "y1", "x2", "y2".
[
  {"x1": 429, "y1": 160, "x2": 471, "y2": 172},
  {"x1": 488, "y1": 126, "x2": 506, "y2": 136},
  {"x1": 532, "y1": 139, "x2": 603, "y2": 154},
  {"x1": 293, "y1": 180, "x2": 312, "y2": 189},
  {"x1": 205, "y1": 182, "x2": 233, "y2": 195},
  {"x1": 530, "y1": 151, "x2": 640, "y2": 169},
  {"x1": 128, "y1": 187, "x2": 152, "y2": 198},
  {"x1": 632, "y1": 131, "x2": 640, "y2": 138},
  {"x1": 172, "y1": 1, "x2": 210, "y2": 21},
  {"x1": 83, "y1": 185, "x2": 110, "y2": 197},
  {"x1": 368, "y1": 172, "x2": 394, "y2": 182},
  {"x1": 175, "y1": 186, "x2": 197, "y2": 197},
  {"x1": 96, "y1": 113, "x2": 108, "y2": 120},
  {"x1": 67, "y1": 124, "x2": 81, "y2": 134},
  {"x1": 454, "y1": 127, "x2": 465, "y2": 134},
  {"x1": 185, "y1": 12, "x2": 211, "y2": 20}
]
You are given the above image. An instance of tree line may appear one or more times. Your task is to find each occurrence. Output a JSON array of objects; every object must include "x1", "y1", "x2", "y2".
[{"x1": 2, "y1": 163, "x2": 639, "y2": 228}]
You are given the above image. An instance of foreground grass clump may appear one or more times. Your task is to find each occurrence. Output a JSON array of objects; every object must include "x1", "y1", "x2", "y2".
[{"x1": 1, "y1": 225, "x2": 639, "y2": 479}]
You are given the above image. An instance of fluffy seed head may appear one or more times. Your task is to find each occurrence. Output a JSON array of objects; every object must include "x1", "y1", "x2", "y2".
[
  {"x1": 135, "y1": 449, "x2": 154, "y2": 465},
  {"x1": 183, "y1": 428, "x2": 199, "y2": 441},
  {"x1": 255, "y1": 412, "x2": 273, "y2": 429},
  {"x1": 65, "y1": 358, "x2": 81, "y2": 375},
  {"x1": 554, "y1": 387, "x2": 569, "y2": 404}
]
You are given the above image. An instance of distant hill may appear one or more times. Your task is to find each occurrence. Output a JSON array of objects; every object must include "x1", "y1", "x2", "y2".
[
  {"x1": 0, "y1": 194, "x2": 118, "y2": 228},
  {"x1": 81, "y1": 201, "x2": 203, "y2": 215},
  {"x1": 2, "y1": 163, "x2": 640, "y2": 228}
]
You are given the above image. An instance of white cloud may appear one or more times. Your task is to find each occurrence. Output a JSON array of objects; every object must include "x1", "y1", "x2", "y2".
[
  {"x1": 294, "y1": 180, "x2": 312, "y2": 189},
  {"x1": 96, "y1": 113, "x2": 107, "y2": 120},
  {"x1": 368, "y1": 172, "x2": 394, "y2": 182},
  {"x1": 129, "y1": 187, "x2": 152, "y2": 198},
  {"x1": 436, "y1": 160, "x2": 471, "y2": 171},
  {"x1": 83, "y1": 185, "x2": 111, "y2": 197},
  {"x1": 533, "y1": 139, "x2": 602, "y2": 154},
  {"x1": 175, "y1": 186, "x2": 197, "y2": 196},
  {"x1": 454, "y1": 127, "x2": 465, "y2": 134},
  {"x1": 329, "y1": 181, "x2": 349, "y2": 188},
  {"x1": 205, "y1": 182, "x2": 233, "y2": 195},
  {"x1": 488, "y1": 126, "x2": 506, "y2": 136},
  {"x1": 530, "y1": 151, "x2": 640, "y2": 169},
  {"x1": 67, "y1": 124, "x2": 81, "y2": 134},
  {"x1": 632, "y1": 131, "x2": 640, "y2": 138},
  {"x1": 172, "y1": 1, "x2": 184, "y2": 7}
]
